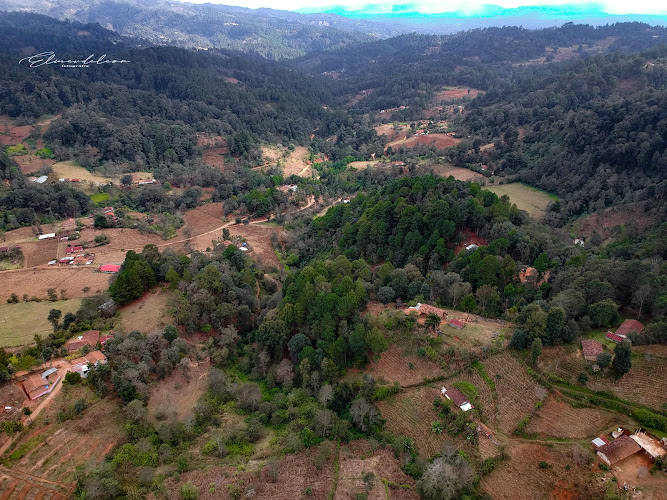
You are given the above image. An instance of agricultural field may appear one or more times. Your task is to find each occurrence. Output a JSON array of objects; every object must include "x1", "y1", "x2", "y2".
[
  {"x1": 523, "y1": 395, "x2": 632, "y2": 439},
  {"x1": 117, "y1": 288, "x2": 173, "y2": 334},
  {"x1": 1, "y1": 391, "x2": 124, "y2": 500},
  {"x1": 444, "y1": 370, "x2": 497, "y2": 430},
  {"x1": 147, "y1": 359, "x2": 209, "y2": 424},
  {"x1": 386, "y1": 133, "x2": 459, "y2": 151},
  {"x1": 281, "y1": 146, "x2": 312, "y2": 177},
  {"x1": 228, "y1": 223, "x2": 285, "y2": 271},
  {"x1": 536, "y1": 345, "x2": 587, "y2": 382},
  {"x1": 0, "y1": 267, "x2": 111, "y2": 304},
  {"x1": 484, "y1": 183, "x2": 557, "y2": 220},
  {"x1": 439, "y1": 319, "x2": 512, "y2": 350},
  {"x1": 0, "y1": 299, "x2": 82, "y2": 348},
  {"x1": 51, "y1": 161, "x2": 116, "y2": 186},
  {"x1": 433, "y1": 86, "x2": 483, "y2": 101},
  {"x1": 482, "y1": 352, "x2": 546, "y2": 434},
  {"x1": 481, "y1": 441, "x2": 605, "y2": 500},
  {"x1": 376, "y1": 385, "x2": 460, "y2": 457},
  {"x1": 362, "y1": 345, "x2": 443, "y2": 387},
  {"x1": 424, "y1": 164, "x2": 486, "y2": 182}
]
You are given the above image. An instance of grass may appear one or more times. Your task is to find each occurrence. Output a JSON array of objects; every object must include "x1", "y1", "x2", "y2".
[
  {"x1": 90, "y1": 192, "x2": 110, "y2": 203},
  {"x1": 454, "y1": 381, "x2": 479, "y2": 401},
  {"x1": 485, "y1": 183, "x2": 558, "y2": 220},
  {"x1": 0, "y1": 260, "x2": 23, "y2": 271},
  {"x1": 0, "y1": 299, "x2": 82, "y2": 347}
]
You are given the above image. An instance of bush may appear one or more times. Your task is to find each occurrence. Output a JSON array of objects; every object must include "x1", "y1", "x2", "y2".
[
  {"x1": 577, "y1": 372, "x2": 588, "y2": 385},
  {"x1": 180, "y1": 482, "x2": 199, "y2": 500},
  {"x1": 64, "y1": 372, "x2": 82, "y2": 385}
]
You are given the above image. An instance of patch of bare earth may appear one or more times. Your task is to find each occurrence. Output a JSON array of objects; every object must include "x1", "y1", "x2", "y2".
[
  {"x1": 282, "y1": 146, "x2": 311, "y2": 177},
  {"x1": 573, "y1": 203, "x2": 651, "y2": 241},
  {"x1": 425, "y1": 164, "x2": 485, "y2": 182},
  {"x1": 387, "y1": 133, "x2": 460, "y2": 151},
  {"x1": 14, "y1": 155, "x2": 55, "y2": 175},
  {"x1": 377, "y1": 385, "x2": 459, "y2": 457},
  {"x1": 524, "y1": 395, "x2": 630, "y2": 439},
  {"x1": 147, "y1": 359, "x2": 210, "y2": 424},
  {"x1": 610, "y1": 453, "x2": 667, "y2": 499},
  {"x1": 364, "y1": 345, "x2": 443, "y2": 387},
  {"x1": 434, "y1": 87, "x2": 483, "y2": 101},
  {"x1": 229, "y1": 223, "x2": 285, "y2": 271},
  {"x1": 481, "y1": 442, "x2": 604, "y2": 500},
  {"x1": 0, "y1": 267, "x2": 111, "y2": 302},
  {"x1": 483, "y1": 352, "x2": 545, "y2": 434},
  {"x1": 118, "y1": 288, "x2": 173, "y2": 333}
]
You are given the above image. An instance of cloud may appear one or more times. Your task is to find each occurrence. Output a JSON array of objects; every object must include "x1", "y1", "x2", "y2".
[{"x1": 178, "y1": 0, "x2": 667, "y2": 16}]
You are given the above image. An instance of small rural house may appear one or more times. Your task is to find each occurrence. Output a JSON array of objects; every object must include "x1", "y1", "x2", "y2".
[
  {"x1": 448, "y1": 319, "x2": 465, "y2": 330},
  {"x1": 70, "y1": 351, "x2": 107, "y2": 378},
  {"x1": 605, "y1": 331, "x2": 627, "y2": 343},
  {"x1": 98, "y1": 264, "x2": 121, "y2": 273},
  {"x1": 591, "y1": 436, "x2": 610, "y2": 450},
  {"x1": 441, "y1": 387, "x2": 473, "y2": 412},
  {"x1": 65, "y1": 330, "x2": 111, "y2": 352},
  {"x1": 22, "y1": 368, "x2": 61, "y2": 400},
  {"x1": 616, "y1": 319, "x2": 644, "y2": 337},
  {"x1": 404, "y1": 303, "x2": 447, "y2": 319},
  {"x1": 38, "y1": 233, "x2": 56, "y2": 240},
  {"x1": 581, "y1": 339, "x2": 604, "y2": 363},
  {"x1": 465, "y1": 244, "x2": 479, "y2": 252},
  {"x1": 630, "y1": 431, "x2": 667, "y2": 461},
  {"x1": 596, "y1": 435, "x2": 641, "y2": 466},
  {"x1": 66, "y1": 245, "x2": 84, "y2": 254}
]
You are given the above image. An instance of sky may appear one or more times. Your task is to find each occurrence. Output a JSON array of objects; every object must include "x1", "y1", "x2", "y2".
[{"x1": 177, "y1": 1, "x2": 667, "y2": 16}]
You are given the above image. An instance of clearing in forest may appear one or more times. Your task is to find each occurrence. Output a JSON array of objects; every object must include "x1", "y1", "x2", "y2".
[
  {"x1": 362, "y1": 345, "x2": 443, "y2": 387},
  {"x1": 484, "y1": 183, "x2": 557, "y2": 220},
  {"x1": 0, "y1": 299, "x2": 82, "y2": 347},
  {"x1": 147, "y1": 359, "x2": 209, "y2": 423},
  {"x1": 425, "y1": 164, "x2": 486, "y2": 182},
  {"x1": 117, "y1": 288, "x2": 173, "y2": 334}
]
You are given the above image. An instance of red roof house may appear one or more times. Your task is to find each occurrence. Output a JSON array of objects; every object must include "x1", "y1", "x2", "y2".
[
  {"x1": 22, "y1": 370, "x2": 61, "y2": 400},
  {"x1": 605, "y1": 331, "x2": 627, "y2": 343},
  {"x1": 616, "y1": 319, "x2": 644, "y2": 338},
  {"x1": 66, "y1": 245, "x2": 84, "y2": 254},
  {"x1": 597, "y1": 436, "x2": 641, "y2": 466},
  {"x1": 98, "y1": 264, "x2": 121, "y2": 273},
  {"x1": 440, "y1": 387, "x2": 473, "y2": 411},
  {"x1": 70, "y1": 351, "x2": 107, "y2": 378},
  {"x1": 581, "y1": 339, "x2": 604, "y2": 362},
  {"x1": 65, "y1": 330, "x2": 101, "y2": 352},
  {"x1": 448, "y1": 319, "x2": 465, "y2": 329}
]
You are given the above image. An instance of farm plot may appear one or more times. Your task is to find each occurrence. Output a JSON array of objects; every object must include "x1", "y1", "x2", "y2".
[
  {"x1": 425, "y1": 164, "x2": 486, "y2": 182},
  {"x1": 21, "y1": 238, "x2": 58, "y2": 267},
  {"x1": 481, "y1": 441, "x2": 604, "y2": 500},
  {"x1": 377, "y1": 385, "x2": 460, "y2": 458},
  {"x1": 228, "y1": 223, "x2": 285, "y2": 271},
  {"x1": 363, "y1": 345, "x2": 443, "y2": 387},
  {"x1": 484, "y1": 183, "x2": 557, "y2": 220},
  {"x1": 386, "y1": 133, "x2": 459, "y2": 151},
  {"x1": 482, "y1": 352, "x2": 546, "y2": 434},
  {"x1": 118, "y1": 288, "x2": 173, "y2": 333},
  {"x1": 281, "y1": 146, "x2": 312, "y2": 177},
  {"x1": 0, "y1": 299, "x2": 82, "y2": 347},
  {"x1": 2, "y1": 397, "x2": 124, "y2": 498},
  {"x1": 335, "y1": 441, "x2": 418, "y2": 500},
  {"x1": 51, "y1": 161, "x2": 116, "y2": 185},
  {"x1": 588, "y1": 354, "x2": 667, "y2": 412},
  {"x1": 0, "y1": 267, "x2": 111, "y2": 304},
  {"x1": 536, "y1": 345, "x2": 586, "y2": 382},
  {"x1": 14, "y1": 155, "x2": 55, "y2": 175},
  {"x1": 445, "y1": 371, "x2": 497, "y2": 430},
  {"x1": 147, "y1": 359, "x2": 209, "y2": 423},
  {"x1": 202, "y1": 148, "x2": 226, "y2": 171},
  {"x1": 161, "y1": 442, "x2": 336, "y2": 500},
  {"x1": 434, "y1": 87, "x2": 483, "y2": 101},
  {"x1": 523, "y1": 395, "x2": 632, "y2": 439}
]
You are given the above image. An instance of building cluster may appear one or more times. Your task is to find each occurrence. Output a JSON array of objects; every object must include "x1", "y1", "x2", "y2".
[
  {"x1": 605, "y1": 319, "x2": 644, "y2": 343},
  {"x1": 592, "y1": 427, "x2": 666, "y2": 467}
]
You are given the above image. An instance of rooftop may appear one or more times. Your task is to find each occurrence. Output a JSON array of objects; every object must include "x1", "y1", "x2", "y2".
[
  {"x1": 581, "y1": 339, "x2": 604, "y2": 359},
  {"x1": 616, "y1": 319, "x2": 644, "y2": 337},
  {"x1": 630, "y1": 432, "x2": 666, "y2": 459},
  {"x1": 597, "y1": 435, "x2": 641, "y2": 465}
]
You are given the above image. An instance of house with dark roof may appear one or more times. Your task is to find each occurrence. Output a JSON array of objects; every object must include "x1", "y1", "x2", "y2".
[
  {"x1": 440, "y1": 387, "x2": 473, "y2": 412},
  {"x1": 448, "y1": 319, "x2": 465, "y2": 329},
  {"x1": 581, "y1": 339, "x2": 604, "y2": 363},
  {"x1": 616, "y1": 319, "x2": 644, "y2": 338},
  {"x1": 597, "y1": 435, "x2": 641, "y2": 466}
]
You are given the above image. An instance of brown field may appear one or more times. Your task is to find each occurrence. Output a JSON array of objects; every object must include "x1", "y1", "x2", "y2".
[
  {"x1": 588, "y1": 354, "x2": 667, "y2": 412},
  {"x1": 571, "y1": 203, "x2": 651, "y2": 241},
  {"x1": 118, "y1": 288, "x2": 173, "y2": 333},
  {"x1": 483, "y1": 352, "x2": 546, "y2": 434},
  {"x1": 228, "y1": 223, "x2": 285, "y2": 271},
  {"x1": 524, "y1": 395, "x2": 631, "y2": 439},
  {"x1": 386, "y1": 133, "x2": 460, "y2": 151},
  {"x1": 434, "y1": 87, "x2": 483, "y2": 101},
  {"x1": 14, "y1": 155, "x2": 55, "y2": 175},
  {"x1": 202, "y1": 148, "x2": 226, "y2": 171},
  {"x1": 282, "y1": 146, "x2": 311, "y2": 177},
  {"x1": 147, "y1": 359, "x2": 209, "y2": 423},
  {"x1": 481, "y1": 441, "x2": 604, "y2": 500},
  {"x1": 374, "y1": 124, "x2": 404, "y2": 142},
  {"x1": 51, "y1": 161, "x2": 116, "y2": 185},
  {"x1": 363, "y1": 345, "x2": 443, "y2": 387},
  {"x1": 197, "y1": 133, "x2": 228, "y2": 150},
  {"x1": 424, "y1": 164, "x2": 486, "y2": 182},
  {"x1": 261, "y1": 145, "x2": 283, "y2": 164},
  {"x1": 537, "y1": 345, "x2": 586, "y2": 382},
  {"x1": 0, "y1": 267, "x2": 111, "y2": 303},
  {"x1": 335, "y1": 441, "x2": 418, "y2": 500},
  {"x1": 0, "y1": 116, "x2": 32, "y2": 146},
  {"x1": 485, "y1": 183, "x2": 557, "y2": 220},
  {"x1": 21, "y1": 238, "x2": 58, "y2": 267},
  {"x1": 2, "y1": 225, "x2": 56, "y2": 244},
  {"x1": 1, "y1": 395, "x2": 124, "y2": 500},
  {"x1": 377, "y1": 385, "x2": 459, "y2": 457}
]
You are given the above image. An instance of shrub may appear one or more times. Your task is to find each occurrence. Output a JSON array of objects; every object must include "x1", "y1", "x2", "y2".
[
  {"x1": 64, "y1": 372, "x2": 82, "y2": 385},
  {"x1": 180, "y1": 482, "x2": 199, "y2": 500}
]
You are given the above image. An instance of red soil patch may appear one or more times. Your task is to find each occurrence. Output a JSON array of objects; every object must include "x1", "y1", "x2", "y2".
[
  {"x1": 364, "y1": 345, "x2": 443, "y2": 387},
  {"x1": 434, "y1": 87, "x2": 483, "y2": 101},
  {"x1": 197, "y1": 134, "x2": 228, "y2": 150},
  {"x1": 0, "y1": 117, "x2": 32, "y2": 146},
  {"x1": 610, "y1": 453, "x2": 667, "y2": 498},
  {"x1": 202, "y1": 148, "x2": 226, "y2": 171},
  {"x1": 14, "y1": 156, "x2": 55, "y2": 175},
  {"x1": 574, "y1": 203, "x2": 650, "y2": 241},
  {"x1": 453, "y1": 229, "x2": 488, "y2": 255},
  {"x1": 388, "y1": 133, "x2": 460, "y2": 151}
]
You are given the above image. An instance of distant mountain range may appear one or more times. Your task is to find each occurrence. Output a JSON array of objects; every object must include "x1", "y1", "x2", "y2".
[{"x1": 1, "y1": 0, "x2": 665, "y2": 59}]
